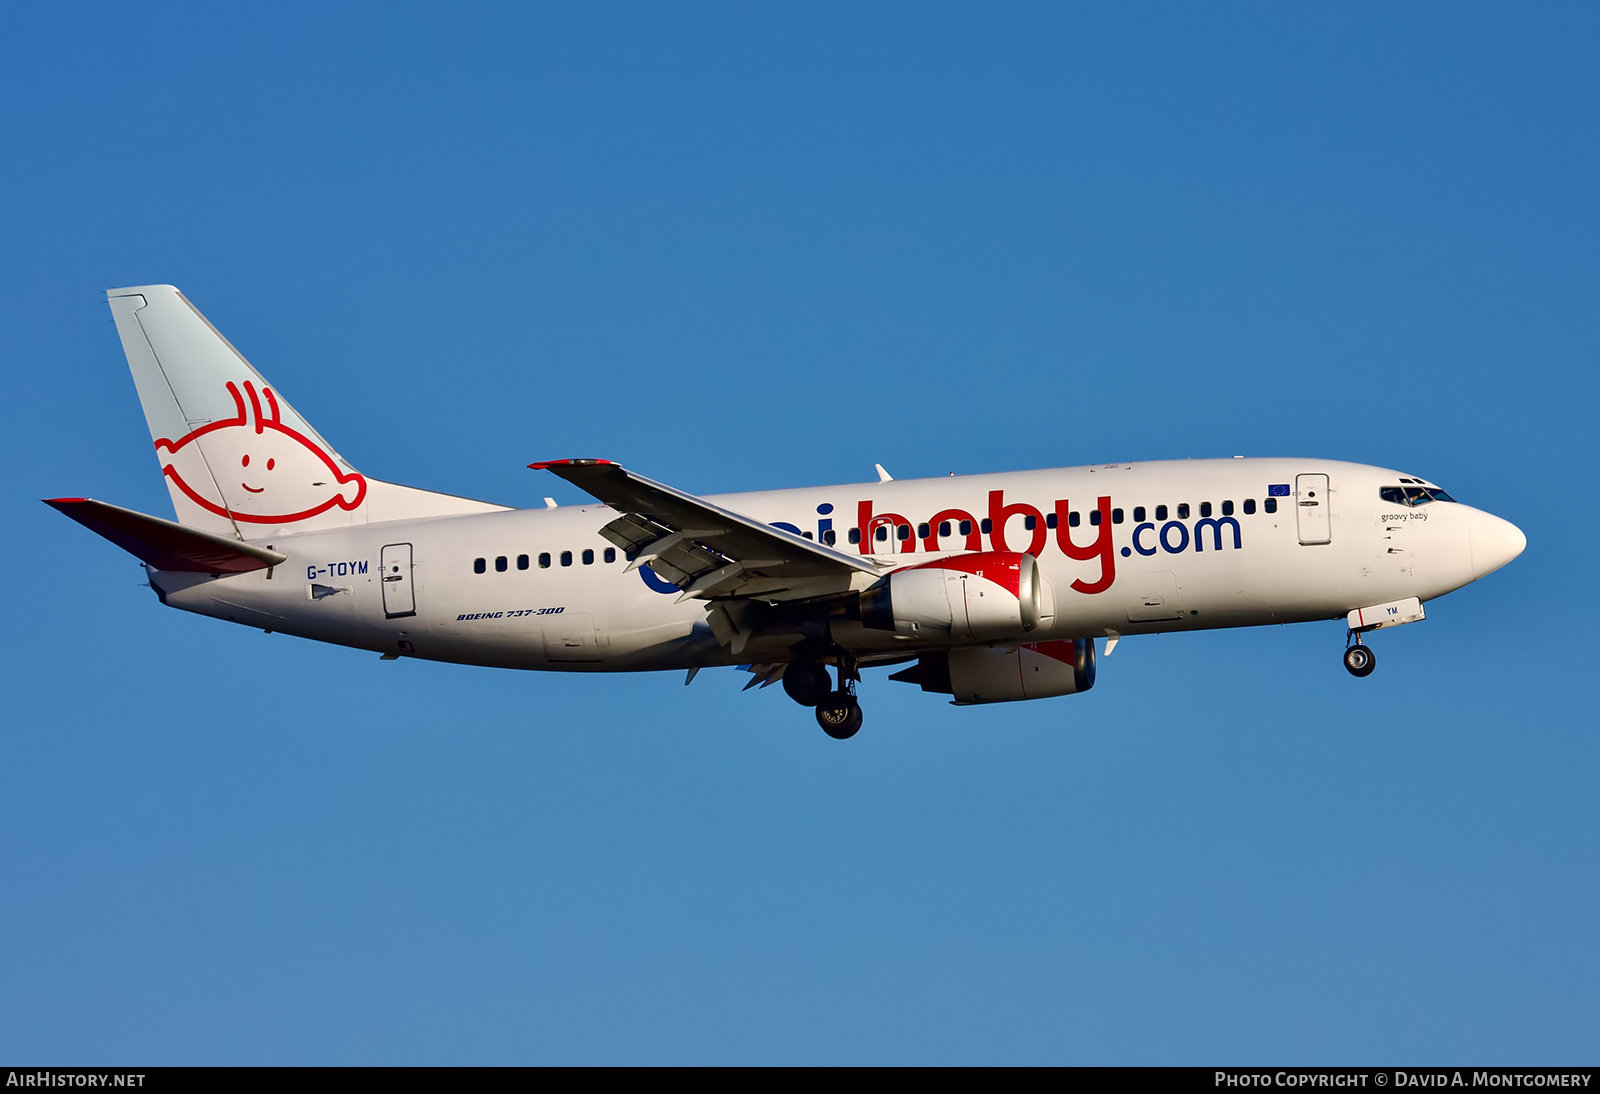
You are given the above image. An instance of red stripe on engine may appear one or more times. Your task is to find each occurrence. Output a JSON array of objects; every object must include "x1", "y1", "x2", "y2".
[
  {"x1": 900, "y1": 552, "x2": 1025, "y2": 597},
  {"x1": 1026, "y1": 640, "x2": 1079, "y2": 666}
]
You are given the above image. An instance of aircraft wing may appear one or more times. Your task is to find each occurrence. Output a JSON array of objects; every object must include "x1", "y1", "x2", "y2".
[
  {"x1": 529, "y1": 459, "x2": 882, "y2": 602},
  {"x1": 45, "y1": 498, "x2": 288, "y2": 574}
]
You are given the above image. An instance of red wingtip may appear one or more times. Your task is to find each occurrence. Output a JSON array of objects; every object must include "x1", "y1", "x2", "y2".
[
  {"x1": 44, "y1": 497, "x2": 88, "y2": 505},
  {"x1": 527, "y1": 458, "x2": 614, "y2": 470}
]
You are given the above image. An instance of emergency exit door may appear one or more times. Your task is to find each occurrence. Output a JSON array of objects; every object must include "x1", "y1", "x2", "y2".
[
  {"x1": 380, "y1": 543, "x2": 416, "y2": 618},
  {"x1": 1295, "y1": 474, "x2": 1331, "y2": 545}
]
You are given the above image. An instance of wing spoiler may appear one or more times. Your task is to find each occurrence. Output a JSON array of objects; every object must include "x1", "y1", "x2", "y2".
[{"x1": 45, "y1": 498, "x2": 287, "y2": 574}]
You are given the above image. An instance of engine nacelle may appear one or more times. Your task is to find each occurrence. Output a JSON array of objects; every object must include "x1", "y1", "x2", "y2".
[
  {"x1": 860, "y1": 552, "x2": 1043, "y2": 641},
  {"x1": 890, "y1": 639, "x2": 1097, "y2": 704}
]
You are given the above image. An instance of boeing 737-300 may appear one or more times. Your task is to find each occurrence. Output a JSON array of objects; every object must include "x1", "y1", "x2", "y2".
[{"x1": 47, "y1": 285, "x2": 1527, "y2": 738}]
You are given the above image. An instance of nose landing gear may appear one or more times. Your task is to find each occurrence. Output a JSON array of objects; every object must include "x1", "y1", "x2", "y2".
[{"x1": 1343, "y1": 637, "x2": 1377, "y2": 677}]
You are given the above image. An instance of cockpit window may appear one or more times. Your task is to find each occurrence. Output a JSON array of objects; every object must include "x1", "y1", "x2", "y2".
[{"x1": 1380, "y1": 485, "x2": 1457, "y2": 506}]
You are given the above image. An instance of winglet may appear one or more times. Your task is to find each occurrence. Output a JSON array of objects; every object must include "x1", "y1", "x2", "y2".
[{"x1": 875, "y1": 463, "x2": 894, "y2": 483}]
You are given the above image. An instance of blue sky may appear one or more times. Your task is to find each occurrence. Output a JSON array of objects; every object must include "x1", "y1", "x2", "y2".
[{"x1": 2, "y1": 2, "x2": 1595, "y2": 1064}]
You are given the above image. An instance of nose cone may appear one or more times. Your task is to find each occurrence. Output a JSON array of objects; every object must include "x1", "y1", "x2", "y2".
[{"x1": 1468, "y1": 510, "x2": 1527, "y2": 579}]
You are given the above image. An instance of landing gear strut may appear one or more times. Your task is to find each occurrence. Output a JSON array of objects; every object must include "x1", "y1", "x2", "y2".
[
  {"x1": 1343, "y1": 634, "x2": 1377, "y2": 678},
  {"x1": 815, "y1": 652, "x2": 864, "y2": 739}
]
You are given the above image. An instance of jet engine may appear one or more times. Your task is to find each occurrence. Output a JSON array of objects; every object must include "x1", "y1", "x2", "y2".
[
  {"x1": 889, "y1": 638, "x2": 1097, "y2": 704},
  {"x1": 859, "y1": 552, "x2": 1043, "y2": 641}
]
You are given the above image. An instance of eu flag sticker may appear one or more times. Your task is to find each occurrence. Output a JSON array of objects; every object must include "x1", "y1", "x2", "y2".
[{"x1": 1268, "y1": 484, "x2": 1291, "y2": 496}]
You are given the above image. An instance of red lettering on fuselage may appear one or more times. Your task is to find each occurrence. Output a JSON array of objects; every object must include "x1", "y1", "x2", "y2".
[
  {"x1": 848, "y1": 493, "x2": 1136, "y2": 596},
  {"x1": 857, "y1": 500, "x2": 917, "y2": 555},
  {"x1": 922, "y1": 508, "x2": 981, "y2": 552},
  {"x1": 1055, "y1": 496, "x2": 1115, "y2": 594},
  {"x1": 988, "y1": 490, "x2": 1046, "y2": 557}
]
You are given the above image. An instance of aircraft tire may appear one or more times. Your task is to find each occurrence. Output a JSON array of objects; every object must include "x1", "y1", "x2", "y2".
[
  {"x1": 782, "y1": 660, "x2": 833, "y2": 707},
  {"x1": 1343, "y1": 645, "x2": 1377, "y2": 677},
  {"x1": 816, "y1": 693, "x2": 863, "y2": 739}
]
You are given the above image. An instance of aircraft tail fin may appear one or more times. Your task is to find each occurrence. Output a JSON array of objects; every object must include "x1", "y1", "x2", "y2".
[{"x1": 106, "y1": 286, "x2": 507, "y2": 537}]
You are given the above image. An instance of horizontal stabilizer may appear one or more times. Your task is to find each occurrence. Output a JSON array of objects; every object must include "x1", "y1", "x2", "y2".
[{"x1": 44, "y1": 498, "x2": 287, "y2": 574}]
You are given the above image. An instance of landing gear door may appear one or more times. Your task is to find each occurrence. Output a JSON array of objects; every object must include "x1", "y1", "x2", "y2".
[
  {"x1": 1296, "y1": 474, "x2": 1331, "y2": 545},
  {"x1": 380, "y1": 543, "x2": 416, "y2": 618}
]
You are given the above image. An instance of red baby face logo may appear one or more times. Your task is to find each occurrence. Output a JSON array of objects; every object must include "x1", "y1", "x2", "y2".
[{"x1": 155, "y1": 381, "x2": 367, "y2": 524}]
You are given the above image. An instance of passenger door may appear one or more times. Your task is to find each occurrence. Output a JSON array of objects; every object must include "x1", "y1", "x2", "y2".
[
  {"x1": 380, "y1": 543, "x2": 416, "y2": 618},
  {"x1": 1295, "y1": 474, "x2": 1331, "y2": 545}
]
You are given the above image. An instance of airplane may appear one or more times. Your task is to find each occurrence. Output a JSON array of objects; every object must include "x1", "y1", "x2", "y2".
[{"x1": 47, "y1": 285, "x2": 1527, "y2": 739}]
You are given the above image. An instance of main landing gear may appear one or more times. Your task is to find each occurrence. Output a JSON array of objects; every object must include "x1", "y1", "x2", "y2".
[
  {"x1": 1343, "y1": 634, "x2": 1377, "y2": 678},
  {"x1": 783, "y1": 655, "x2": 864, "y2": 739},
  {"x1": 815, "y1": 693, "x2": 864, "y2": 739}
]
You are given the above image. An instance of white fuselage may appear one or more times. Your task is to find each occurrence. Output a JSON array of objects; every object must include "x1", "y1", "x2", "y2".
[{"x1": 148, "y1": 457, "x2": 1514, "y2": 672}]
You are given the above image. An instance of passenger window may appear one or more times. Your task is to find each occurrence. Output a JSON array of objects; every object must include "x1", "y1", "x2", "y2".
[
  {"x1": 897, "y1": 524, "x2": 911, "y2": 541},
  {"x1": 848, "y1": 528, "x2": 861, "y2": 544},
  {"x1": 603, "y1": 548, "x2": 616, "y2": 563},
  {"x1": 876, "y1": 526, "x2": 888, "y2": 542},
  {"x1": 517, "y1": 554, "x2": 529, "y2": 570},
  {"x1": 981, "y1": 519, "x2": 993, "y2": 534},
  {"x1": 560, "y1": 550, "x2": 573, "y2": 567},
  {"x1": 1023, "y1": 515, "x2": 1037, "y2": 531},
  {"x1": 1112, "y1": 508, "x2": 1124, "y2": 524},
  {"x1": 1264, "y1": 498, "x2": 1277, "y2": 514},
  {"x1": 1243, "y1": 499, "x2": 1255, "y2": 515},
  {"x1": 823, "y1": 530, "x2": 836, "y2": 546},
  {"x1": 802, "y1": 532, "x2": 813, "y2": 540},
  {"x1": 917, "y1": 523, "x2": 930, "y2": 539},
  {"x1": 939, "y1": 521, "x2": 952, "y2": 537},
  {"x1": 1155, "y1": 505, "x2": 1168, "y2": 521},
  {"x1": 1222, "y1": 501, "x2": 1233, "y2": 516},
  {"x1": 1177, "y1": 504, "x2": 1190, "y2": 519},
  {"x1": 582, "y1": 549, "x2": 594, "y2": 565},
  {"x1": 1134, "y1": 506, "x2": 1146, "y2": 522},
  {"x1": 1045, "y1": 512, "x2": 1058, "y2": 529},
  {"x1": 959, "y1": 520, "x2": 972, "y2": 536},
  {"x1": 1200, "y1": 502, "x2": 1212, "y2": 518},
  {"x1": 1089, "y1": 509, "x2": 1102, "y2": 526},
  {"x1": 1068, "y1": 511, "x2": 1080, "y2": 527},
  {"x1": 495, "y1": 556, "x2": 508, "y2": 572},
  {"x1": 539, "y1": 552, "x2": 551, "y2": 568},
  {"x1": 473, "y1": 557, "x2": 486, "y2": 574}
]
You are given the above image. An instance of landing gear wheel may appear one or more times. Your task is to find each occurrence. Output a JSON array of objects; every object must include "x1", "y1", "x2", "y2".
[
  {"x1": 1343, "y1": 644, "x2": 1377, "y2": 677},
  {"x1": 782, "y1": 661, "x2": 832, "y2": 707},
  {"x1": 815, "y1": 692, "x2": 863, "y2": 739}
]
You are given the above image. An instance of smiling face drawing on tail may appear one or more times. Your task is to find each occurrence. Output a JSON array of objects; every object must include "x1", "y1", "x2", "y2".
[{"x1": 155, "y1": 381, "x2": 367, "y2": 524}]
